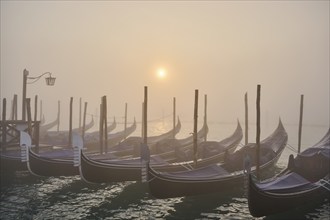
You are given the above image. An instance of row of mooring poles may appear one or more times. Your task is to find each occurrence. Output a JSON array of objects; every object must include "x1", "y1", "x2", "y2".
[
  {"x1": 1, "y1": 95, "x2": 46, "y2": 151},
  {"x1": 8, "y1": 94, "x2": 42, "y2": 122},
  {"x1": 3, "y1": 93, "x2": 46, "y2": 126}
]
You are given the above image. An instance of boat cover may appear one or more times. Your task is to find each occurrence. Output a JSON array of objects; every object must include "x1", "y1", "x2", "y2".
[
  {"x1": 255, "y1": 172, "x2": 313, "y2": 192},
  {"x1": 160, "y1": 164, "x2": 230, "y2": 179}
]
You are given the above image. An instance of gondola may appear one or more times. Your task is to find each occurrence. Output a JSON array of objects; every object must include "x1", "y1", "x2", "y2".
[
  {"x1": 40, "y1": 116, "x2": 95, "y2": 145},
  {"x1": 84, "y1": 118, "x2": 137, "y2": 151},
  {"x1": 149, "y1": 120, "x2": 210, "y2": 162},
  {"x1": 147, "y1": 119, "x2": 288, "y2": 198},
  {"x1": 20, "y1": 132, "x2": 79, "y2": 176},
  {"x1": 1, "y1": 150, "x2": 28, "y2": 173},
  {"x1": 83, "y1": 117, "x2": 117, "y2": 144},
  {"x1": 75, "y1": 120, "x2": 242, "y2": 183},
  {"x1": 153, "y1": 120, "x2": 242, "y2": 165},
  {"x1": 107, "y1": 118, "x2": 182, "y2": 157},
  {"x1": 19, "y1": 120, "x2": 136, "y2": 177},
  {"x1": 248, "y1": 128, "x2": 330, "y2": 217},
  {"x1": 39, "y1": 116, "x2": 60, "y2": 137}
]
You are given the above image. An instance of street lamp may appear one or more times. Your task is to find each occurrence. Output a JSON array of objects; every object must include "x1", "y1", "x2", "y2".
[{"x1": 22, "y1": 69, "x2": 56, "y2": 121}]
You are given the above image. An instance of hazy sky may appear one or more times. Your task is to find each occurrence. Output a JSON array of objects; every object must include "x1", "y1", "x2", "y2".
[{"x1": 1, "y1": 1, "x2": 329, "y2": 131}]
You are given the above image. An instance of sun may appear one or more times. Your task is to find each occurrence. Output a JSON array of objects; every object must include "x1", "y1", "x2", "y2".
[{"x1": 157, "y1": 68, "x2": 167, "y2": 79}]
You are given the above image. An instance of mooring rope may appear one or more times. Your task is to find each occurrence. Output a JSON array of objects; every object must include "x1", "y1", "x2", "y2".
[
  {"x1": 318, "y1": 179, "x2": 330, "y2": 192},
  {"x1": 180, "y1": 163, "x2": 194, "y2": 170},
  {"x1": 285, "y1": 143, "x2": 298, "y2": 153}
]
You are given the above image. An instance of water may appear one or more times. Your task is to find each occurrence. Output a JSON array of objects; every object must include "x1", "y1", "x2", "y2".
[{"x1": 1, "y1": 121, "x2": 329, "y2": 219}]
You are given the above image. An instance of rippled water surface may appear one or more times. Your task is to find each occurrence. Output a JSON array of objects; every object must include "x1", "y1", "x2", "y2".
[{"x1": 1, "y1": 122, "x2": 329, "y2": 219}]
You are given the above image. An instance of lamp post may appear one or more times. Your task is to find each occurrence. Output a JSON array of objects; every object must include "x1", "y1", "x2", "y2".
[{"x1": 22, "y1": 69, "x2": 56, "y2": 121}]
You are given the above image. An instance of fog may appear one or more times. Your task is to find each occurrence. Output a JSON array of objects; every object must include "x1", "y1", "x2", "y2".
[{"x1": 1, "y1": 1, "x2": 329, "y2": 135}]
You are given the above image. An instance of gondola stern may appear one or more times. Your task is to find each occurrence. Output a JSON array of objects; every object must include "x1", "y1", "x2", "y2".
[{"x1": 247, "y1": 173, "x2": 266, "y2": 217}]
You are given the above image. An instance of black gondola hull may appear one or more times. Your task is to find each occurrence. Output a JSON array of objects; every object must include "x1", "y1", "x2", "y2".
[
  {"x1": 148, "y1": 154, "x2": 281, "y2": 198},
  {"x1": 80, "y1": 152, "x2": 141, "y2": 183},
  {"x1": 28, "y1": 149, "x2": 78, "y2": 176},
  {"x1": 248, "y1": 174, "x2": 329, "y2": 217},
  {"x1": 147, "y1": 120, "x2": 287, "y2": 198},
  {"x1": 0, "y1": 154, "x2": 27, "y2": 173},
  {"x1": 248, "y1": 128, "x2": 330, "y2": 217}
]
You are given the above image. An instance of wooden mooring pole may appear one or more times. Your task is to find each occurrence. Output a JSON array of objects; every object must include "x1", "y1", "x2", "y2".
[
  {"x1": 2, "y1": 98, "x2": 7, "y2": 151},
  {"x1": 173, "y1": 97, "x2": 176, "y2": 139},
  {"x1": 22, "y1": 69, "x2": 28, "y2": 121},
  {"x1": 99, "y1": 102, "x2": 104, "y2": 154},
  {"x1": 103, "y1": 96, "x2": 108, "y2": 153},
  {"x1": 69, "y1": 97, "x2": 73, "y2": 146},
  {"x1": 141, "y1": 102, "x2": 144, "y2": 139},
  {"x1": 82, "y1": 102, "x2": 87, "y2": 142},
  {"x1": 193, "y1": 89, "x2": 198, "y2": 166},
  {"x1": 34, "y1": 95, "x2": 38, "y2": 123},
  {"x1": 298, "y1": 94, "x2": 304, "y2": 153},
  {"x1": 26, "y1": 98, "x2": 32, "y2": 136},
  {"x1": 245, "y1": 92, "x2": 248, "y2": 145},
  {"x1": 40, "y1": 100, "x2": 43, "y2": 123},
  {"x1": 256, "y1": 85, "x2": 261, "y2": 180},
  {"x1": 79, "y1": 97, "x2": 82, "y2": 130},
  {"x1": 204, "y1": 94, "x2": 207, "y2": 142},
  {"x1": 143, "y1": 86, "x2": 148, "y2": 145},
  {"x1": 11, "y1": 94, "x2": 18, "y2": 120},
  {"x1": 124, "y1": 103, "x2": 127, "y2": 139},
  {"x1": 57, "y1": 100, "x2": 60, "y2": 132}
]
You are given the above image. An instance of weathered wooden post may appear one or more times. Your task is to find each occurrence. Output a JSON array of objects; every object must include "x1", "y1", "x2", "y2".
[
  {"x1": 141, "y1": 102, "x2": 144, "y2": 138},
  {"x1": 69, "y1": 97, "x2": 73, "y2": 146},
  {"x1": 143, "y1": 87, "x2": 148, "y2": 145},
  {"x1": 34, "y1": 119, "x2": 40, "y2": 151},
  {"x1": 245, "y1": 92, "x2": 248, "y2": 145},
  {"x1": 124, "y1": 103, "x2": 127, "y2": 139},
  {"x1": 27, "y1": 97, "x2": 37, "y2": 154},
  {"x1": 99, "y1": 102, "x2": 104, "y2": 154},
  {"x1": 40, "y1": 100, "x2": 43, "y2": 123},
  {"x1": 2, "y1": 98, "x2": 7, "y2": 151},
  {"x1": 22, "y1": 69, "x2": 28, "y2": 121},
  {"x1": 204, "y1": 94, "x2": 207, "y2": 142},
  {"x1": 103, "y1": 96, "x2": 108, "y2": 153},
  {"x1": 256, "y1": 85, "x2": 261, "y2": 180},
  {"x1": 298, "y1": 94, "x2": 304, "y2": 153},
  {"x1": 34, "y1": 95, "x2": 38, "y2": 123},
  {"x1": 11, "y1": 94, "x2": 18, "y2": 120},
  {"x1": 173, "y1": 97, "x2": 176, "y2": 139},
  {"x1": 57, "y1": 100, "x2": 60, "y2": 132},
  {"x1": 141, "y1": 87, "x2": 149, "y2": 183},
  {"x1": 193, "y1": 89, "x2": 198, "y2": 165},
  {"x1": 79, "y1": 97, "x2": 82, "y2": 130},
  {"x1": 82, "y1": 102, "x2": 87, "y2": 142},
  {"x1": 26, "y1": 98, "x2": 32, "y2": 136}
]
